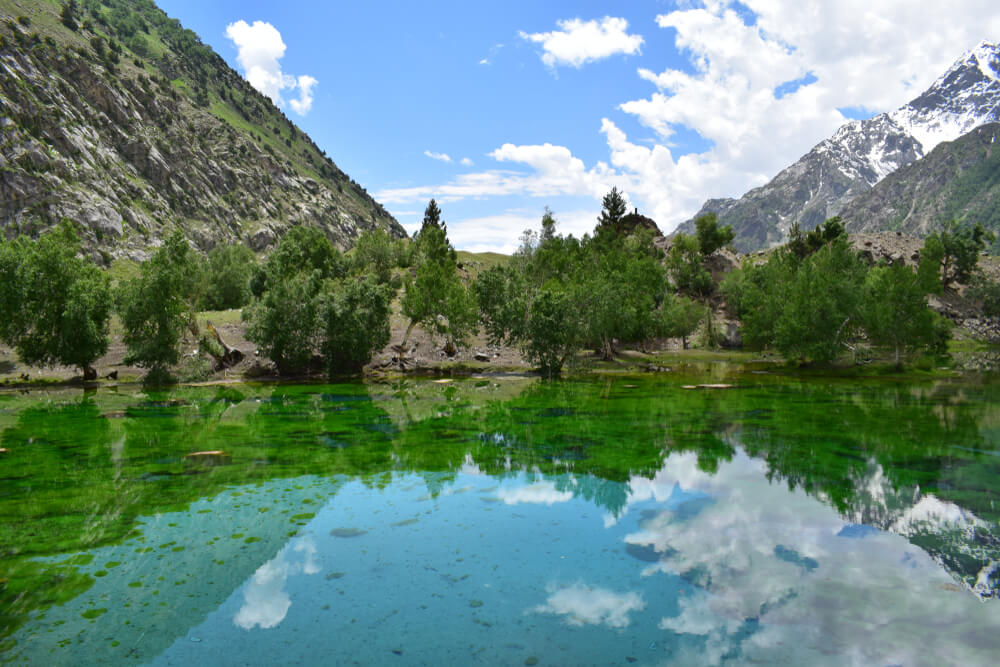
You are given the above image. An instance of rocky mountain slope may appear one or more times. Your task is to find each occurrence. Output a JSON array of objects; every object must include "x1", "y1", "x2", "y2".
[
  {"x1": 679, "y1": 41, "x2": 1000, "y2": 252},
  {"x1": 0, "y1": 0, "x2": 404, "y2": 264},
  {"x1": 839, "y1": 123, "x2": 1000, "y2": 244}
]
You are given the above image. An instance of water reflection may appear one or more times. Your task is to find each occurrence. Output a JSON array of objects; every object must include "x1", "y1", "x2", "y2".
[
  {"x1": 0, "y1": 376, "x2": 998, "y2": 665},
  {"x1": 234, "y1": 536, "x2": 320, "y2": 630}
]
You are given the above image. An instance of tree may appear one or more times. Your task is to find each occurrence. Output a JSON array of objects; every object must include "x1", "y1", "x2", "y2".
[
  {"x1": 318, "y1": 276, "x2": 392, "y2": 375},
  {"x1": 60, "y1": 1, "x2": 79, "y2": 31},
  {"x1": 658, "y1": 293, "x2": 704, "y2": 350},
  {"x1": 694, "y1": 213, "x2": 734, "y2": 256},
  {"x1": 861, "y1": 263, "x2": 950, "y2": 366},
  {"x1": 773, "y1": 237, "x2": 866, "y2": 362},
  {"x1": 0, "y1": 223, "x2": 110, "y2": 378},
  {"x1": 666, "y1": 234, "x2": 712, "y2": 297},
  {"x1": 200, "y1": 243, "x2": 256, "y2": 310},
  {"x1": 399, "y1": 208, "x2": 477, "y2": 361},
  {"x1": 924, "y1": 220, "x2": 990, "y2": 288},
  {"x1": 118, "y1": 232, "x2": 201, "y2": 376},
  {"x1": 788, "y1": 217, "x2": 846, "y2": 259},
  {"x1": 244, "y1": 227, "x2": 345, "y2": 374},
  {"x1": 419, "y1": 198, "x2": 445, "y2": 235},
  {"x1": 352, "y1": 228, "x2": 395, "y2": 285},
  {"x1": 597, "y1": 187, "x2": 628, "y2": 236}
]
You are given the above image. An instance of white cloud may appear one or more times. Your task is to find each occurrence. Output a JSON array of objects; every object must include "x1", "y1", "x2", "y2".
[
  {"x1": 532, "y1": 582, "x2": 645, "y2": 628},
  {"x1": 521, "y1": 17, "x2": 644, "y2": 68},
  {"x1": 497, "y1": 480, "x2": 573, "y2": 505},
  {"x1": 225, "y1": 20, "x2": 318, "y2": 116},
  {"x1": 460, "y1": 157, "x2": 474, "y2": 167},
  {"x1": 381, "y1": 2, "x2": 1000, "y2": 249},
  {"x1": 479, "y1": 58, "x2": 490, "y2": 65},
  {"x1": 402, "y1": 208, "x2": 598, "y2": 254},
  {"x1": 424, "y1": 150, "x2": 452, "y2": 163},
  {"x1": 289, "y1": 74, "x2": 317, "y2": 115}
]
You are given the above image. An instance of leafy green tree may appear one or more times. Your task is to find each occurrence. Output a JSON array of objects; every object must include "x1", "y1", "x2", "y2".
[
  {"x1": 0, "y1": 224, "x2": 111, "y2": 378},
  {"x1": 722, "y1": 251, "x2": 796, "y2": 350},
  {"x1": 788, "y1": 217, "x2": 847, "y2": 260},
  {"x1": 666, "y1": 234, "x2": 712, "y2": 297},
  {"x1": 352, "y1": 228, "x2": 395, "y2": 285},
  {"x1": 596, "y1": 187, "x2": 628, "y2": 236},
  {"x1": 200, "y1": 243, "x2": 256, "y2": 310},
  {"x1": 694, "y1": 213, "x2": 734, "y2": 256},
  {"x1": 244, "y1": 227, "x2": 346, "y2": 373},
  {"x1": 861, "y1": 263, "x2": 950, "y2": 365},
  {"x1": 774, "y1": 237, "x2": 866, "y2": 362},
  {"x1": 118, "y1": 232, "x2": 200, "y2": 375},
  {"x1": 318, "y1": 276, "x2": 392, "y2": 375},
  {"x1": 399, "y1": 207, "x2": 477, "y2": 359},
  {"x1": 924, "y1": 220, "x2": 990, "y2": 288},
  {"x1": 476, "y1": 266, "x2": 580, "y2": 377},
  {"x1": 658, "y1": 293, "x2": 704, "y2": 350}
]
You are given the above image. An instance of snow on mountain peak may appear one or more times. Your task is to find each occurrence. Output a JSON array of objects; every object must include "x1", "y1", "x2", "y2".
[{"x1": 971, "y1": 40, "x2": 1000, "y2": 81}]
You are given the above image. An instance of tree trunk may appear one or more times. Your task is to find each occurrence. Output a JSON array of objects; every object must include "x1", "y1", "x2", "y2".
[
  {"x1": 601, "y1": 336, "x2": 615, "y2": 361},
  {"x1": 397, "y1": 319, "x2": 418, "y2": 368},
  {"x1": 82, "y1": 365, "x2": 97, "y2": 381},
  {"x1": 205, "y1": 322, "x2": 244, "y2": 369}
]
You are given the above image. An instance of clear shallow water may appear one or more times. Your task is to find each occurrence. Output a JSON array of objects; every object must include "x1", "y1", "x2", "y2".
[{"x1": 1, "y1": 375, "x2": 999, "y2": 665}]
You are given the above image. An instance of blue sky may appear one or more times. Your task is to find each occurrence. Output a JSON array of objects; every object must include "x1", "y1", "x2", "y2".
[{"x1": 157, "y1": 1, "x2": 1000, "y2": 252}]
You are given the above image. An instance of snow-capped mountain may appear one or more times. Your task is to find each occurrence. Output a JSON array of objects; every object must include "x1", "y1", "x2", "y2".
[{"x1": 681, "y1": 40, "x2": 1000, "y2": 252}]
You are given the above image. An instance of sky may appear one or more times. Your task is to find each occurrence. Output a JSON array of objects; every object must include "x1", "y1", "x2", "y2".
[{"x1": 156, "y1": 1, "x2": 1000, "y2": 253}]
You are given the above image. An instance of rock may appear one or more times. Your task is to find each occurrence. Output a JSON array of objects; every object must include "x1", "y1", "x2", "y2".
[
  {"x1": 249, "y1": 227, "x2": 277, "y2": 251},
  {"x1": 722, "y1": 321, "x2": 742, "y2": 348},
  {"x1": 473, "y1": 352, "x2": 490, "y2": 362}
]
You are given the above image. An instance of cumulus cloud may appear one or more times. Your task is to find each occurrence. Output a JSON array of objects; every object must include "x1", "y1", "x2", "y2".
[
  {"x1": 497, "y1": 480, "x2": 573, "y2": 505},
  {"x1": 225, "y1": 20, "x2": 318, "y2": 116},
  {"x1": 424, "y1": 150, "x2": 453, "y2": 163},
  {"x1": 520, "y1": 17, "x2": 644, "y2": 68},
  {"x1": 289, "y1": 75, "x2": 317, "y2": 114},
  {"x1": 384, "y1": 2, "x2": 1000, "y2": 247},
  {"x1": 460, "y1": 157, "x2": 474, "y2": 167},
  {"x1": 532, "y1": 582, "x2": 645, "y2": 627}
]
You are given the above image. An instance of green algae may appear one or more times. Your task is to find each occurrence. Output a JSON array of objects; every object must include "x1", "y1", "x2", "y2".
[{"x1": 1, "y1": 375, "x2": 999, "y2": 657}]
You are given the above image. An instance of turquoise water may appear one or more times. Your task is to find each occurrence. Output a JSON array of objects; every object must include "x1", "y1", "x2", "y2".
[{"x1": 1, "y1": 375, "x2": 999, "y2": 665}]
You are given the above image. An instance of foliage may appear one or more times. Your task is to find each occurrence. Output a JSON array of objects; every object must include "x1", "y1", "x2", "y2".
[
  {"x1": 401, "y1": 209, "x2": 477, "y2": 352},
  {"x1": 419, "y1": 198, "x2": 445, "y2": 235},
  {"x1": 245, "y1": 226, "x2": 392, "y2": 375},
  {"x1": 787, "y1": 217, "x2": 846, "y2": 259},
  {"x1": 694, "y1": 213, "x2": 734, "y2": 256},
  {"x1": 969, "y1": 273, "x2": 1000, "y2": 318},
  {"x1": 861, "y1": 262, "x2": 950, "y2": 365},
  {"x1": 200, "y1": 243, "x2": 256, "y2": 310},
  {"x1": 118, "y1": 232, "x2": 201, "y2": 373},
  {"x1": 318, "y1": 276, "x2": 392, "y2": 375},
  {"x1": 352, "y1": 228, "x2": 395, "y2": 285},
  {"x1": 924, "y1": 220, "x2": 990, "y2": 288},
  {"x1": 666, "y1": 234, "x2": 712, "y2": 297},
  {"x1": 0, "y1": 223, "x2": 110, "y2": 375},
  {"x1": 59, "y1": 1, "x2": 79, "y2": 31},
  {"x1": 245, "y1": 227, "x2": 345, "y2": 373},
  {"x1": 596, "y1": 187, "x2": 628, "y2": 236}
]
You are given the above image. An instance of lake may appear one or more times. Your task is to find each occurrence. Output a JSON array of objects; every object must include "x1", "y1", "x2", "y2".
[{"x1": 1, "y1": 372, "x2": 998, "y2": 665}]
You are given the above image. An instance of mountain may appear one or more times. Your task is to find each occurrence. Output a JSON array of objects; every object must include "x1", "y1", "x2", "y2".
[
  {"x1": 0, "y1": 0, "x2": 405, "y2": 264},
  {"x1": 680, "y1": 40, "x2": 1000, "y2": 252},
  {"x1": 839, "y1": 123, "x2": 1000, "y2": 243}
]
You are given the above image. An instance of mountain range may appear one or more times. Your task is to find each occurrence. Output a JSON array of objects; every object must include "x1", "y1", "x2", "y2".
[
  {"x1": 679, "y1": 40, "x2": 1000, "y2": 252},
  {"x1": 0, "y1": 0, "x2": 404, "y2": 264}
]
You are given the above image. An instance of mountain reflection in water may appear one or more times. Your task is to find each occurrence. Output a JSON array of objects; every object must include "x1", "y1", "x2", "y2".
[{"x1": 0, "y1": 375, "x2": 998, "y2": 665}]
